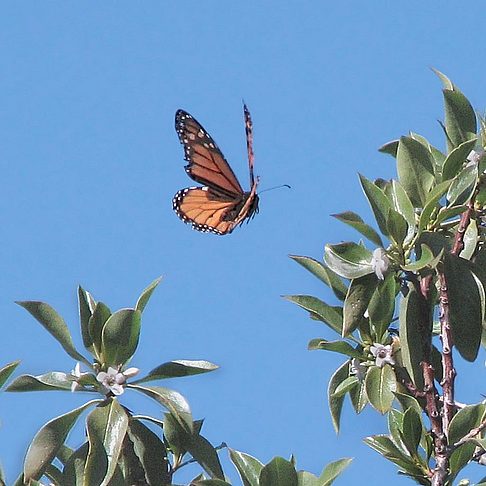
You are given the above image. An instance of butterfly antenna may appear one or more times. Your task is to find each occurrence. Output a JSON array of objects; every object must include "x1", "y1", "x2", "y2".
[{"x1": 259, "y1": 184, "x2": 291, "y2": 195}]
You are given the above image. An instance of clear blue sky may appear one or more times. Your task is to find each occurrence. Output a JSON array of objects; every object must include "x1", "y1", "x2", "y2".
[{"x1": 1, "y1": 2, "x2": 486, "y2": 484}]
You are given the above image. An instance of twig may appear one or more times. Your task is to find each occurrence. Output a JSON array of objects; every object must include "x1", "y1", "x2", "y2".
[
  {"x1": 394, "y1": 366, "x2": 426, "y2": 400},
  {"x1": 177, "y1": 442, "x2": 228, "y2": 469},
  {"x1": 451, "y1": 418, "x2": 486, "y2": 450}
]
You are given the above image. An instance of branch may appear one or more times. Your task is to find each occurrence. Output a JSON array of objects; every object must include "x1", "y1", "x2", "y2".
[
  {"x1": 412, "y1": 275, "x2": 445, "y2": 452},
  {"x1": 451, "y1": 190, "x2": 477, "y2": 256},
  {"x1": 438, "y1": 271, "x2": 455, "y2": 433}
]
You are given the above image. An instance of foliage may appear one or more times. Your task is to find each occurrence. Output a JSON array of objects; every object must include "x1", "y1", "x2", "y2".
[
  {"x1": 1, "y1": 281, "x2": 349, "y2": 485},
  {"x1": 287, "y1": 70, "x2": 486, "y2": 485}
]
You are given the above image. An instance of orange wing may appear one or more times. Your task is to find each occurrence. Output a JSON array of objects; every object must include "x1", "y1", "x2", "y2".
[
  {"x1": 172, "y1": 186, "x2": 259, "y2": 235},
  {"x1": 173, "y1": 105, "x2": 259, "y2": 235},
  {"x1": 175, "y1": 110, "x2": 244, "y2": 196}
]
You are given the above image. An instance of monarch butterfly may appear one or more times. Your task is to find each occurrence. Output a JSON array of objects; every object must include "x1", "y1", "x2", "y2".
[{"x1": 172, "y1": 104, "x2": 259, "y2": 235}]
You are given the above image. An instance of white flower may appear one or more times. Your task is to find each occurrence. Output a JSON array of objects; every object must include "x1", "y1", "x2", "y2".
[
  {"x1": 350, "y1": 358, "x2": 366, "y2": 381},
  {"x1": 71, "y1": 362, "x2": 89, "y2": 392},
  {"x1": 370, "y1": 343, "x2": 395, "y2": 368},
  {"x1": 371, "y1": 248, "x2": 390, "y2": 280},
  {"x1": 96, "y1": 366, "x2": 139, "y2": 396}
]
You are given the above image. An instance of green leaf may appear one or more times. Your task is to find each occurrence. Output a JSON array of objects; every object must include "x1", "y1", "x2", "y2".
[
  {"x1": 259, "y1": 457, "x2": 298, "y2": 486},
  {"x1": 396, "y1": 136, "x2": 435, "y2": 208},
  {"x1": 0, "y1": 360, "x2": 20, "y2": 389},
  {"x1": 297, "y1": 471, "x2": 320, "y2": 486},
  {"x1": 89, "y1": 302, "x2": 111, "y2": 359},
  {"x1": 399, "y1": 286, "x2": 426, "y2": 390},
  {"x1": 78, "y1": 286, "x2": 95, "y2": 352},
  {"x1": 363, "y1": 435, "x2": 426, "y2": 477},
  {"x1": 319, "y1": 458, "x2": 352, "y2": 486},
  {"x1": 358, "y1": 174, "x2": 392, "y2": 235},
  {"x1": 433, "y1": 68, "x2": 454, "y2": 90},
  {"x1": 349, "y1": 377, "x2": 368, "y2": 414},
  {"x1": 128, "y1": 384, "x2": 193, "y2": 433},
  {"x1": 289, "y1": 255, "x2": 347, "y2": 301},
  {"x1": 447, "y1": 164, "x2": 478, "y2": 206},
  {"x1": 441, "y1": 138, "x2": 477, "y2": 181},
  {"x1": 387, "y1": 409, "x2": 406, "y2": 451},
  {"x1": 85, "y1": 399, "x2": 129, "y2": 486},
  {"x1": 376, "y1": 177, "x2": 392, "y2": 194},
  {"x1": 162, "y1": 412, "x2": 190, "y2": 461},
  {"x1": 229, "y1": 449, "x2": 263, "y2": 486},
  {"x1": 449, "y1": 405, "x2": 486, "y2": 481},
  {"x1": 6, "y1": 372, "x2": 75, "y2": 392},
  {"x1": 343, "y1": 274, "x2": 377, "y2": 336},
  {"x1": 386, "y1": 209, "x2": 408, "y2": 248},
  {"x1": 101, "y1": 309, "x2": 141, "y2": 366},
  {"x1": 435, "y1": 205, "x2": 468, "y2": 226},
  {"x1": 401, "y1": 244, "x2": 441, "y2": 272},
  {"x1": 410, "y1": 134, "x2": 447, "y2": 172},
  {"x1": 308, "y1": 339, "x2": 361, "y2": 358},
  {"x1": 449, "y1": 404, "x2": 486, "y2": 445},
  {"x1": 133, "y1": 360, "x2": 219, "y2": 384},
  {"x1": 16, "y1": 301, "x2": 89, "y2": 365},
  {"x1": 390, "y1": 181, "x2": 416, "y2": 239},
  {"x1": 442, "y1": 87, "x2": 477, "y2": 151},
  {"x1": 418, "y1": 180, "x2": 451, "y2": 233},
  {"x1": 135, "y1": 277, "x2": 162, "y2": 313},
  {"x1": 331, "y1": 211, "x2": 383, "y2": 247},
  {"x1": 324, "y1": 242, "x2": 373, "y2": 279},
  {"x1": 368, "y1": 273, "x2": 396, "y2": 339},
  {"x1": 449, "y1": 442, "x2": 476, "y2": 483},
  {"x1": 55, "y1": 444, "x2": 74, "y2": 465},
  {"x1": 394, "y1": 392, "x2": 423, "y2": 417},
  {"x1": 290, "y1": 258, "x2": 347, "y2": 300},
  {"x1": 332, "y1": 376, "x2": 359, "y2": 398},
  {"x1": 430, "y1": 345, "x2": 444, "y2": 383},
  {"x1": 23, "y1": 400, "x2": 100, "y2": 482},
  {"x1": 364, "y1": 365, "x2": 396, "y2": 414},
  {"x1": 328, "y1": 361, "x2": 349, "y2": 433},
  {"x1": 378, "y1": 139, "x2": 399, "y2": 158},
  {"x1": 61, "y1": 443, "x2": 89, "y2": 486},
  {"x1": 444, "y1": 254, "x2": 482, "y2": 361},
  {"x1": 126, "y1": 418, "x2": 171, "y2": 486},
  {"x1": 283, "y1": 295, "x2": 343, "y2": 335},
  {"x1": 163, "y1": 413, "x2": 225, "y2": 480},
  {"x1": 460, "y1": 219, "x2": 478, "y2": 260},
  {"x1": 401, "y1": 408, "x2": 423, "y2": 457}
]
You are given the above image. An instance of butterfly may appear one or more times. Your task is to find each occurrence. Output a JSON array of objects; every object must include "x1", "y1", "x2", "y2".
[{"x1": 172, "y1": 104, "x2": 259, "y2": 235}]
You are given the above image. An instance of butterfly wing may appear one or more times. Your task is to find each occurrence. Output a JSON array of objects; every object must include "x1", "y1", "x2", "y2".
[
  {"x1": 243, "y1": 103, "x2": 256, "y2": 188},
  {"x1": 173, "y1": 107, "x2": 259, "y2": 235},
  {"x1": 173, "y1": 186, "x2": 248, "y2": 235},
  {"x1": 175, "y1": 110, "x2": 244, "y2": 196}
]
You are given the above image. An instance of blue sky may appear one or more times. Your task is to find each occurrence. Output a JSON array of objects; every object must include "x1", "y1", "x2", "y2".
[{"x1": 2, "y1": 2, "x2": 486, "y2": 484}]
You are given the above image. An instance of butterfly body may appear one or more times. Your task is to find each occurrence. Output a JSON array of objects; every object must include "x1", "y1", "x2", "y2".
[{"x1": 172, "y1": 106, "x2": 259, "y2": 235}]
